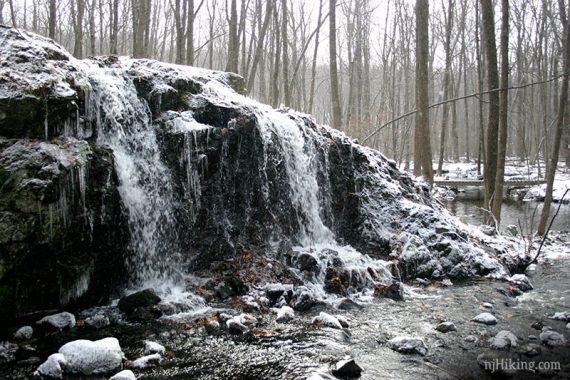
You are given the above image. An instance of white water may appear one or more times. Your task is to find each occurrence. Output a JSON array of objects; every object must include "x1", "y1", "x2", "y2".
[{"x1": 81, "y1": 60, "x2": 207, "y2": 312}]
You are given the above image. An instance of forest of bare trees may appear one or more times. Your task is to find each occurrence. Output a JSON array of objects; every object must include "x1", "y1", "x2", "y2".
[{"x1": 1, "y1": 0, "x2": 569, "y2": 225}]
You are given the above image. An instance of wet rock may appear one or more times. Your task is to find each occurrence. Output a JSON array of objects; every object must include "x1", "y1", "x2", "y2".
[
  {"x1": 336, "y1": 315, "x2": 349, "y2": 328},
  {"x1": 337, "y1": 298, "x2": 363, "y2": 310},
  {"x1": 37, "y1": 311, "x2": 76, "y2": 331},
  {"x1": 13, "y1": 325, "x2": 33, "y2": 340},
  {"x1": 464, "y1": 335, "x2": 478, "y2": 343},
  {"x1": 479, "y1": 225, "x2": 496, "y2": 236},
  {"x1": 226, "y1": 319, "x2": 249, "y2": 334},
  {"x1": 132, "y1": 353, "x2": 161, "y2": 369},
  {"x1": 518, "y1": 344, "x2": 542, "y2": 357},
  {"x1": 531, "y1": 321, "x2": 544, "y2": 330},
  {"x1": 472, "y1": 312, "x2": 497, "y2": 325},
  {"x1": 388, "y1": 336, "x2": 428, "y2": 356},
  {"x1": 111, "y1": 370, "x2": 137, "y2": 380},
  {"x1": 85, "y1": 314, "x2": 111, "y2": 330},
  {"x1": 197, "y1": 315, "x2": 221, "y2": 333},
  {"x1": 477, "y1": 351, "x2": 517, "y2": 376},
  {"x1": 33, "y1": 353, "x2": 66, "y2": 379},
  {"x1": 214, "y1": 278, "x2": 248, "y2": 299},
  {"x1": 482, "y1": 302, "x2": 493, "y2": 309},
  {"x1": 58, "y1": 337, "x2": 124, "y2": 375},
  {"x1": 490, "y1": 331, "x2": 518, "y2": 349},
  {"x1": 385, "y1": 282, "x2": 405, "y2": 301},
  {"x1": 331, "y1": 358, "x2": 362, "y2": 378},
  {"x1": 539, "y1": 330, "x2": 567, "y2": 347},
  {"x1": 118, "y1": 289, "x2": 161, "y2": 314},
  {"x1": 296, "y1": 253, "x2": 319, "y2": 272},
  {"x1": 265, "y1": 284, "x2": 287, "y2": 303},
  {"x1": 312, "y1": 312, "x2": 343, "y2": 329},
  {"x1": 292, "y1": 289, "x2": 317, "y2": 311},
  {"x1": 508, "y1": 274, "x2": 533, "y2": 292},
  {"x1": 144, "y1": 340, "x2": 165, "y2": 355},
  {"x1": 549, "y1": 311, "x2": 570, "y2": 322},
  {"x1": 275, "y1": 306, "x2": 295, "y2": 323},
  {"x1": 0, "y1": 341, "x2": 18, "y2": 364},
  {"x1": 435, "y1": 321, "x2": 456, "y2": 333}
]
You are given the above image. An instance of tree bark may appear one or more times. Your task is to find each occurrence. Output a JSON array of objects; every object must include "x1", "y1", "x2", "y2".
[
  {"x1": 491, "y1": 0, "x2": 509, "y2": 224},
  {"x1": 329, "y1": 0, "x2": 342, "y2": 130},
  {"x1": 415, "y1": 0, "x2": 433, "y2": 184},
  {"x1": 48, "y1": 0, "x2": 56, "y2": 38},
  {"x1": 481, "y1": 0, "x2": 500, "y2": 212},
  {"x1": 225, "y1": 0, "x2": 239, "y2": 73}
]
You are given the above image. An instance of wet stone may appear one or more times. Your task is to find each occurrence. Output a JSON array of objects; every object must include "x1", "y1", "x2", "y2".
[
  {"x1": 490, "y1": 330, "x2": 518, "y2": 349},
  {"x1": 388, "y1": 336, "x2": 428, "y2": 356},
  {"x1": 85, "y1": 314, "x2": 111, "y2": 330},
  {"x1": 117, "y1": 289, "x2": 161, "y2": 314},
  {"x1": 539, "y1": 330, "x2": 567, "y2": 347},
  {"x1": 331, "y1": 358, "x2": 363, "y2": 378},
  {"x1": 13, "y1": 325, "x2": 33, "y2": 340},
  {"x1": 435, "y1": 321, "x2": 457, "y2": 333},
  {"x1": 36, "y1": 312, "x2": 76, "y2": 332},
  {"x1": 472, "y1": 312, "x2": 497, "y2": 325},
  {"x1": 132, "y1": 353, "x2": 162, "y2": 369},
  {"x1": 337, "y1": 298, "x2": 363, "y2": 310},
  {"x1": 531, "y1": 321, "x2": 544, "y2": 330},
  {"x1": 518, "y1": 343, "x2": 542, "y2": 357}
]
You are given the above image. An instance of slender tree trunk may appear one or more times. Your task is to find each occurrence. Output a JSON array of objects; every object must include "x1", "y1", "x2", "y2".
[
  {"x1": 308, "y1": 0, "x2": 324, "y2": 113},
  {"x1": 110, "y1": 0, "x2": 118, "y2": 54},
  {"x1": 48, "y1": 0, "x2": 56, "y2": 38},
  {"x1": 329, "y1": 0, "x2": 342, "y2": 130},
  {"x1": 491, "y1": 0, "x2": 509, "y2": 223},
  {"x1": 186, "y1": 0, "x2": 195, "y2": 65},
  {"x1": 73, "y1": 0, "x2": 85, "y2": 58},
  {"x1": 0, "y1": 1, "x2": 4, "y2": 25},
  {"x1": 538, "y1": 0, "x2": 570, "y2": 235},
  {"x1": 481, "y1": 0, "x2": 500, "y2": 212},
  {"x1": 8, "y1": 0, "x2": 16, "y2": 27},
  {"x1": 437, "y1": 0, "x2": 454, "y2": 176},
  {"x1": 415, "y1": 0, "x2": 433, "y2": 184},
  {"x1": 281, "y1": 0, "x2": 291, "y2": 106},
  {"x1": 226, "y1": 0, "x2": 239, "y2": 73}
]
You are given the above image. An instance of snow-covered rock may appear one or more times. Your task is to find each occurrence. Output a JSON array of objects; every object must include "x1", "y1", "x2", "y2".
[
  {"x1": 312, "y1": 312, "x2": 343, "y2": 329},
  {"x1": 388, "y1": 336, "x2": 428, "y2": 356},
  {"x1": 85, "y1": 314, "x2": 111, "y2": 329},
  {"x1": 472, "y1": 313, "x2": 498, "y2": 325},
  {"x1": 226, "y1": 313, "x2": 257, "y2": 334},
  {"x1": 0, "y1": 341, "x2": 18, "y2": 364},
  {"x1": 482, "y1": 302, "x2": 493, "y2": 309},
  {"x1": 331, "y1": 358, "x2": 362, "y2": 378},
  {"x1": 550, "y1": 311, "x2": 570, "y2": 322},
  {"x1": 508, "y1": 274, "x2": 533, "y2": 292},
  {"x1": 539, "y1": 330, "x2": 567, "y2": 347},
  {"x1": 58, "y1": 337, "x2": 124, "y2": 374},
  {"x1": 274, "y1": 306, "x2": 295, "y2": 323},
  {"x1": 110, "y1": 369, "x2": 137, "y2": 380},
  {"x1": 132, "y1": 353, "x2": 161, "y2": 369},
  {"x1": 34, "y1": 353, "x2": 66, "y2": 379},
  {"x1": 435, "y1": 321, "x2": 456, "y2": 333},
  {"x1": 336, "y1": 315, "x2": 349, "y2": 328},
  {"x1": 144, "y1": 340, "x2": 165, "y2": 355},
  {"x1": 13, "y1": 326, "x2": 33, "y2": 340},
  {"x1": 490, "y1": 330, "x2": 518, "y2": 349},
  {"x1": 37, "y1": 312, "x2": 76, "y2": 331}
]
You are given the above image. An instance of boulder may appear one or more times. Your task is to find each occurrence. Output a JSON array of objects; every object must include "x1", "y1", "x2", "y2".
[
  {"x1": 85, "y1": 314, "x2": 111, "y2": 330},
  {"x1": 132, "y1": 353, "x2": 161, "y2": 369},
  {"x1": 331, "y1": 358, "x2": 363, "y2": 378},
  {"x1": 435, "y1": 321, "x2": 456, "y2": 333},
  {"x1": 144, "y1": 340, "x2": 165, "y2": 355},
  {"x1": 275, "y1": 306, "x2": 295, "y2": 323},
  {"x1": 37, "y1": 312, "x2": 76, "y2": 331},
  {"x1": 111, "y1": 370, "x2": 137, "y2": 380},
  {"x1": 34, "y1": 353, "x2": 66, "y2": 379},
  {"x1": 312, "y1": 312, "x2": 343, "y2": 329},
  {"x1": 388, "y1": 336, "x2": 428, "y2": 356},
  {"x1": 472, "y1": 313, "x2": 497, "y2": 325},
  {"x1": 539, "y1": 330, "x2": 567, "y2": 347},
  {"x1": 117, "y1": 289, "x2": 161, "y2": 314},
  {"x1": 58, "y1": 337, "x2": 124, "y2": 375},
  {"x1": 490, "y1": 331, "x2": 518, "y2": 349},
  {"x1": 550, "y1": 311, "x2": 570, "y2": 322},
  {"x1": 13, "y1": 325, "x2": 33, "y2": 340},
  {"x1": 508, "y1": 274, "x2": 533, "y2": 292}
]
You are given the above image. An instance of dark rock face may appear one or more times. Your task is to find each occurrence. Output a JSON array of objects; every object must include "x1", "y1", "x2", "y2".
[{"x1": 0, "y1": 26, "x2": 509, "y2": 320}]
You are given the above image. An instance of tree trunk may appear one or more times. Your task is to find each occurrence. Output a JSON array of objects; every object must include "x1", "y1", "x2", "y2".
[
  {"x1": 281, "y1": 0, "x2": 291, "y2": 106},
  {"x1": 491, "y1": 0, "x2": 509, "y2": 224},
  {"x1": 247, "y1": 0, "x2": 273, "y2": 94},
  {"x1": 73, "y1": 0, "x2": 85, "y2": 58},
  {"x1": 110, "y1": 0, "x2": 118, "y2": 54},
  {"x1": 415, "y1": 0, "x2": 433, "y2": 184},
  {"x1": 437, "y1": 0, "x2": 454, "y2": 176},
  {"x1": 481, "y1": 0, "x2": 500, "y2": 212},
  {"x1": 329, "y1": 0, "x2": 342, "y2": 130},
  {"x1": 225, "y1": 0, "x2": 239, "y2": 73},
  {"x1": 538, "y1": 0, "x2": 570, "y2": 235},
  {"x1": 186, "y1": 0, "x2": 195, "y2": 65}
]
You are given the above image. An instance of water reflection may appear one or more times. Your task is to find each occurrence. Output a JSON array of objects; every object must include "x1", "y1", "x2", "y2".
[{"x1": 443, "y1": 188, "x2": 570, "y2": 232}]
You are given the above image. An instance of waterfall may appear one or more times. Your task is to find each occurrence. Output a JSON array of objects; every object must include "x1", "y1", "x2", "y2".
[{"x1": 83, "y1": 61, "x2": 184, "y2": 289}]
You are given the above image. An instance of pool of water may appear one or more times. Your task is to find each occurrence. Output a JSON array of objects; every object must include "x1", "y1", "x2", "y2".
[{"x1": 443, "y1": 188, "x2": 570, "y2": 232}]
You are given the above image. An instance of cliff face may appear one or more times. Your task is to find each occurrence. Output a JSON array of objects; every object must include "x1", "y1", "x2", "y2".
[{"x1": 0, "y1": 26, "x2": 506, "y2": 321}]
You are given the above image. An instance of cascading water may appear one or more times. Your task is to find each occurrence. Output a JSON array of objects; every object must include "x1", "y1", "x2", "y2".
[{"x1": 81, "y1": 60, "x2": 207, "y2": 311}]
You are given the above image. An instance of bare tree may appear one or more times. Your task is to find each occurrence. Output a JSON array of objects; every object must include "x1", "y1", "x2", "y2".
[
  {"x1": 415, "y1": 0, "x2": 433, "y2": 184},
  {"x1": 491, "y1": 0, "x2": 509, "y2": 223},
  {"x1": 226, "y1": 0, "x2": 239, "y2": 73},
  {"x1": 538, "y1": 0, "x2": 570, "y2": 235},
  {"x1": 329, "y1": 0, "x2": 342, "y2": 130},
  {"x1": 437, "y1": 0, "x2": 454, "y2": 176}
]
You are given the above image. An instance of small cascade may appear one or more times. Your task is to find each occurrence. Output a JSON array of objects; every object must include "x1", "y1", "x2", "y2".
[{"x1": 83, "y1": 61, "x2": 187, "y2": 292}]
